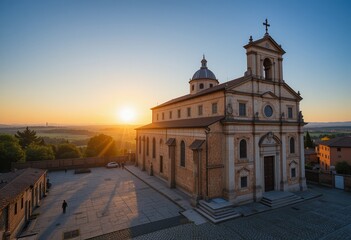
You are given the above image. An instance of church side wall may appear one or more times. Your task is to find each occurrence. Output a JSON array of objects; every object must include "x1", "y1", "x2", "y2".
[
  {"x1": 136, "y1": 128, "x2": 207, "y2": 196},
  {"x1": 152, "y1": 91, "x2": 225, "y2": 122}
]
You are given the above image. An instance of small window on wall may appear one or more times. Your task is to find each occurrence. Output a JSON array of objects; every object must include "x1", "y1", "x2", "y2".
[
  {"x1": 162, "y1": 113, "x2": 165, "y2": 120},
  {"x1": 146, "y1": 137, "x2": 149, "y2": 156},
  {"x1": 160, "y1": 156, "x2": 163, "y2": 173},
  {"x1": 198, "y1": 105, "x2": 203, "y2": 116},
  {"x1": 288, "y1": 107, "x2": 293, "y2": 119},
  {"x1": 180, "y1": 141, "x2": 186, "y2": 167},
  {"x1": 178, "y1": 109, "x2": 181, "y2": 118},
  {"x1": 209, "y1": 83, "x2": 213, "y2": 88},
  {"x1": 337, "y1": 148, "x2": 341, "y2": 152},
  {"x1": 239, "y1": 139, "x2": 247, "y2": 158},
  {"x1": 157, "y1": 114, "x2": 159, "y2": 121},
  {"x1": 290, "y1": 137, "x2": 295, "y2": 154},
  {"x1": 199, "y1": 83, "x2": 204, "y2": 89},
  {"x1": 169, "y1": 111, "x2": 172, "y2": 119},
  {"x1": 291, "y1": 168, "x2": 296, "y2": 178},
  {"x1": 241, "y1": 176, "x2": 248, "y2": 188},
  {"x1": 212, "y1": 103, "x2": 217, "y2": 114},
  {"x1": 192, "y1": 84, "x2": 195, "y2": 91},
  {"x1": 152, "y1": 138, "x2": 156, "y2": 158},
  {"x1": 187, "y1": 107, "x2": 191, "y2": 117},
  {"x1": 14, "y1": 202, "x2": 18, "y2": 215},
  {"x1": 239, "y1": 103, "x2": 246, "y2": 116},
  {"x1": 138, "y1": 137, "x2": 141, "y2": 154}
]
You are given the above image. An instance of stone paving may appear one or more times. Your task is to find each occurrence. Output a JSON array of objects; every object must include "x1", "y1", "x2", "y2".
[
  {"x1": 20, "y1": 165, "x2": 351, "y2": 240},
  {"x1": 20, "y1": 167, "x2": 182, "y2": 240},
  {"x1": 133, "y1": 185, "x2": 351, "y2": 240}
]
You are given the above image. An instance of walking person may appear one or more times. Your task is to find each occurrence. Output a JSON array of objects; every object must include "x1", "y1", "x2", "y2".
[{"x1": 62, "y1": 200, "x2": 68, "y2": 214}]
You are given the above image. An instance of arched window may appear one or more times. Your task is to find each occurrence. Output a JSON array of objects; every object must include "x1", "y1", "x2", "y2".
[
  {"x1": 152, "y1": 138, "x2": 156, "y2": 158},
  {"x1": 146, "y1": 137, "x2": 149, "y2": 156},
  {"x1": 138, "y1": 136, "x2": 141, "y2": 154},
  {"x1": 263, "y1": 58, "x2": 272, "y2": 80},
  {"x1": 240, "y1": 139, "x2": 247, "y2": 158},
  {"x1": 290, "y1": 137, "x2": 295, "y2": 154},
  {"x1": 180, "y1": 141, "x2": 186, "y2": 167},
  {"x1": 199, "y1": 83, "x2": 204, "y2": 89}
]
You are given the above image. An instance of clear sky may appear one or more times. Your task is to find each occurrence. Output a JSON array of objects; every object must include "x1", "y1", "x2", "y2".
[{"x1": 1, "y1": 0, "x2": 350, "y2": 125}]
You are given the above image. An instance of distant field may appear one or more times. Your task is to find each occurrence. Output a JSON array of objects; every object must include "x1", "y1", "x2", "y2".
[
  {"x1": 304, "y1": 126, "x2": 351, "y2": 139},
  {"x1": 0, "y1": 125, "x2": 139, "y2": 150}
]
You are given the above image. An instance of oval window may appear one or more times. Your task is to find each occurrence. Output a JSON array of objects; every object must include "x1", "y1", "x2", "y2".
[{"x1": 264, "y1": 105, "x2": 273, "y2": 117}]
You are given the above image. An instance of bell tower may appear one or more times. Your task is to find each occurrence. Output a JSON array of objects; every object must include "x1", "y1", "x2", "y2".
[{"x1": 244, "y1": 19, "x2": 286, "y2": 82}]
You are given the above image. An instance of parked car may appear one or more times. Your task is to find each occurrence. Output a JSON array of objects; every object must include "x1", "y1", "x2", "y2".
[{"x1": 106, "y1": 162, "x2": 119, "y2": 168}]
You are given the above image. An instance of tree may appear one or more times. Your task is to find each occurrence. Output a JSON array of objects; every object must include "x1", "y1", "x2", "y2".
[
  {"x1": 25, "y1": 144, "x2": 55, "y2": 161},
  {"x1": 85, "y1": 134, "x2": 117, "y2": 157},
  {"x1": 335, "y1": 161, "x2": 351, "y2": 175},
  {"x1": 55, "y1": 143, "x2": 81, "y2": 159},
  {"x1": 15, "y1": 127, "x2": 43, "y2": 149},
  {"x1": 0, "y1": 134, "x2": 25, "y2": 172},
  {"x1": 304, "y1": 131, "x2": 314, "y2": 148}
]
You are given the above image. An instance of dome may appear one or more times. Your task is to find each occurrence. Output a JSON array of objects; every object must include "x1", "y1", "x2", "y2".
[{"x1": 191, "y1": 56, "x2": 216, "y2": 80}]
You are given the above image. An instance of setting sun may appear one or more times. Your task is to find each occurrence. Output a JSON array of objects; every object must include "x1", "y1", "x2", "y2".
[{"x1": 118, "y1": 106, "x2": 137, "y2": 123}]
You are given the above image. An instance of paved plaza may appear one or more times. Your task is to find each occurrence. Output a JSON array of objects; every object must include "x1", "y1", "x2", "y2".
[
  {"x1": 21, "y1": 167, "x2": 182, "y2": 240},
  {"x1": 21, "y1": 166, "x2": 351, "y2": 240},
  {"x1": 131, "y1": 185, "x2": 351, "y2": 240}
]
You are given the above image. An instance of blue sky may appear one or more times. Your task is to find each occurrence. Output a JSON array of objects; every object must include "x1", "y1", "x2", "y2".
[{"x1": 0, "y1": 0, "x2": 350, "y2": 124}]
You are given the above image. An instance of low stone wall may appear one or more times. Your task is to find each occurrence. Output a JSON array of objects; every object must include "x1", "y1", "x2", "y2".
[
  {"x1": 12, "y1": 154, "x2": 135, "y2": 171},
  {"x1": 305, "y1": 169, "x2": 351, "y2": 191}
]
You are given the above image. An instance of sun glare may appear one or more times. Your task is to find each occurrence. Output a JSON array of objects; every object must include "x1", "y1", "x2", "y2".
[{"x1": 118, "y1": 106, "x2": 137, "y2": 123}]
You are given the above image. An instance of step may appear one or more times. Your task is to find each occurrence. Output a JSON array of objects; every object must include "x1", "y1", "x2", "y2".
[
  {"x1": 197, "y1": 205, "x2": 238, "y2": 219},
  {"x1": 195, "y1": 207, "x2": 241, "y2": 223}
]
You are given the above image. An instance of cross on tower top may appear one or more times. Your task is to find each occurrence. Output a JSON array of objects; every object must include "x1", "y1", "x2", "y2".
[{"x1": 263, "y1": 18, "x2": 270, "y2": 35}]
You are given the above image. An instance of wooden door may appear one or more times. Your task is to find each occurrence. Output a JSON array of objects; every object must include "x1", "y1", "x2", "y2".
[{"x1": 264, "y1": 156, "x2": 275, "y2": 192}]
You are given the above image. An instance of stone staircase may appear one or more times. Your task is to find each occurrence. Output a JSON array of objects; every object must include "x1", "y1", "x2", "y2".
[
  {"x1": 195, "y1": 198, "x2": 241, "y2": 223},
  {"x1": 260, "y1": 191, "x2": 303, "y2": 208}
]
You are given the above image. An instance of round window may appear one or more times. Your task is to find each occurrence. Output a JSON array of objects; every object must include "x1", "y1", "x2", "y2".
[{"x1": 264, "y1": 105, "x2": 273, "y2": 117}]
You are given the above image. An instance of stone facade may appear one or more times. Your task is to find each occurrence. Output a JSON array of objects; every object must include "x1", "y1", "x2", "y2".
[{"x1": 136, "y1": 29, "x2": 307, "y2": 206}]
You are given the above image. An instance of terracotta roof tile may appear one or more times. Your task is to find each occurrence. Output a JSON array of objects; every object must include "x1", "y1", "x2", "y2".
[
  {"x1": 320, "y1": 136, "x2": 351, "y2": 148},
  {"x1": 0, "y1": 168, "x2": 46, "y2": 210},
  {"x1": 152, "y1": 76, "x2": 249, "y2": 109}
]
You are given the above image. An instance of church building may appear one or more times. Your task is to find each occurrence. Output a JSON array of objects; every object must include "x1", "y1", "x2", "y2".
[{"x1": 136, "y1": 22, "x2": 307, "y2": 206}]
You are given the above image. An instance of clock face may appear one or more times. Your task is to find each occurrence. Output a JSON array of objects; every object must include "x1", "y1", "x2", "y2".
[{"x1": 264, "y1": 105, "x2": 273, "y2": 117}]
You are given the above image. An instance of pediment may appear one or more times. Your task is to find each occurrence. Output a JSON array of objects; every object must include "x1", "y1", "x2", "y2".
[
  {"x1": 244, "y1": 35, "x2": 285, "y2": 54},
  {"x1": 289, "y1": 160, "x2": 298, "y2": 167},
  {"x1": 259, "y1": 132, "x2": 281, "y2": 147},
  {"x1": 261, "y1": 91, "x2": 278, "y2": 99},
  {"x1": 238, "y1": 167, "x2": 250, "y2": 176}
]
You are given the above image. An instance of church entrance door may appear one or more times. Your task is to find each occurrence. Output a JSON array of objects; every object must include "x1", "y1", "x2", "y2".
[{"x1": 264, "y1": 156, "x2": 275, "y2": 192}]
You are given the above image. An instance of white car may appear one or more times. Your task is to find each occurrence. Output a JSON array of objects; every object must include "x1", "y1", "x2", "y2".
[{"x1": 106, "y1": 162, "x2": 119, "y2": 168}]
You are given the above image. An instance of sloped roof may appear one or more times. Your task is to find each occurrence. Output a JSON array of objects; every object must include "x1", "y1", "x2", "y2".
[
  {"x1": 320, "y1": 136, "x2": 351, "y2": 148},
  {"x1": 136, "y1": 116, "x2": 224, "y2": 130},
  {"x1": 152, "y1": 76, "x2": 249, "y2": 110},
  {"x1": 0, "y1": 168, "x2": 46, "y2": 210}
]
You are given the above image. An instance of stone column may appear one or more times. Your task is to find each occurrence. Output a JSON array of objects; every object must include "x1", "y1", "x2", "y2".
[
  {"x1": 254, "y1": 134, "x2": 262, "y2": 201},
  {"x1": 281, "y1": 134, "x2": 288, "y2": 190},
  {"x1": 142, "y1": 137, "x2": 146, "y2": 171},
  {"x1": 191, "y1": 150, "x2": 200, "y2": 206},
  {"x1": 224, "y1": 134, "x2": 235, "y2": 201},
  {"x1": 135, "y1": 138, "x2": 139, "y2": 167},
  {"x1": 299, "y1": 131, "x2": 307, "y2": 190},
  {"x1": 168, "y1": 146, "x2": 176, "y2": 188}
]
